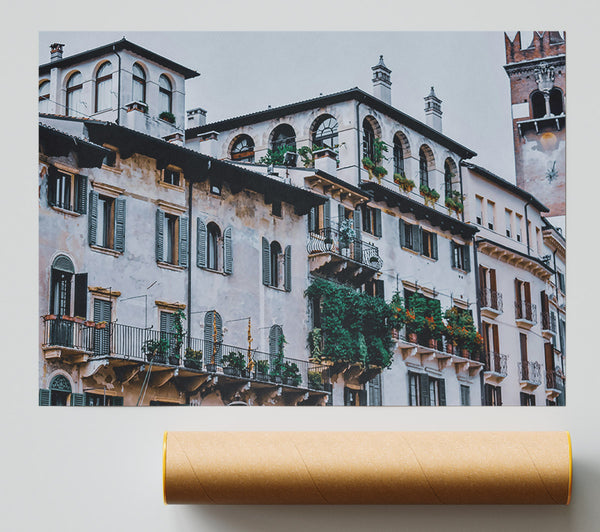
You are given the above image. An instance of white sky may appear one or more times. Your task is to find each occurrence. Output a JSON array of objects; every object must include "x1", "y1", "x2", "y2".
[{"x1": 39, "y1": 31, "x2": 521, "y2": 181}]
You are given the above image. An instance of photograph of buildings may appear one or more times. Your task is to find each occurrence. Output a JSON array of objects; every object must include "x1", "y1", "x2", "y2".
[{"x1": 38, "y1": 31, "x2": 565, "y2": 406}]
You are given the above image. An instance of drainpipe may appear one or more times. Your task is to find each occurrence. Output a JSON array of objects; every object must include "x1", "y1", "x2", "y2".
[
  {"x1": 187, "y1": 179, "x2": 193, "y2": 348},
  {"x1": 472, "y1": 238, "x2": 485, "y2": 406},
  {"x1": 356, "y1": 99, "x2": 362, "y2": 186},
  {"x1": 113, "y1": 45, "x2": 122, "y2": 125},
  {"x1": 524, "y1": 200, "x2": 532, "y2": 255},
  {"x1": 458, "y1": 158, "x2": 465, "y2": 223}
]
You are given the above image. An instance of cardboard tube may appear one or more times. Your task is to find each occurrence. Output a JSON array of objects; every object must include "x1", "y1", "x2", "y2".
[{"x1": 163, "y1": 431, "x2": 572, "y2": 505}]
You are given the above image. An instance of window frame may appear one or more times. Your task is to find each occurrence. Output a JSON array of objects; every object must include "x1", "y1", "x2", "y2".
[
  {"x1": 66, "y1": 72, "x2": 83, "y2": 117},
  {"x1": 421, "y1": 229, "x2": 438, "y2": 260},
  {"x1": 159, "y1": 74, "x2": 173, "y2": 113},
  {"x1": 230, "y1": 135, "x2": 255, "y2": 162},
  {"x1": 312, "y1": 115, "x2": 339, "y2": 150},
  {"x1": 132, "y1": 63, "x2": 146, "y2": 103},
  {"x1": 94, "y1": 62, "x2": 112, "y2": 113},
  {"x1": 39, "y1": 80, "x2": 51, "y2": 113}
]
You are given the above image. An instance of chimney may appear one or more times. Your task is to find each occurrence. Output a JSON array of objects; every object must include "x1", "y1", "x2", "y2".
[
  {"x1": 313, "y1": 147, "x2": 337, "y2": 176},
  {"x1": 187, "y1": 107, "x2": 207, "y2": 128},
  {"x1": 50, "y1": 43, "x2": 65, "y2": 62},
  {"x1": 424, "y1": 86, "x2": 442, "y2": 132},
  {"x1": 371, "y1": 55, "x2": 392, "y2": 105}
]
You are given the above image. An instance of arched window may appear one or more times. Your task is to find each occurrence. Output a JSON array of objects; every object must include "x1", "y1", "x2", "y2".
[
  {"x1": 549, "y1": 88, "x2": 563, "y2": 115},
  {"x1": 444, "y1": 159, "x2": 455, "y2": 199},
  {"x1": 312, "y1": 115, "x2": 338, "y2": 149},
  {"x1": 269, "y1": 324, "x2": 283, "y2": 356},
  {"x1": 362, "y1": 118, "x2": 375, "y2": 160},
  {"x1": 39, "y1": 80, "x2": 50, "y2": 113},
  {"x1": 66, "y1": 72, "x2": 83, "y2": 117},
  {"x1": 531, "y1": 91, "x2": 546, "y2": 119},
  {"x1": 271, "y1": 124, "x2": 296, "y2": 152},
  {"x1": 159, "y1": 74, "x2": 173, "y2": 113},
  {"x1": 204, "y1": 310, "x2": 223, "y2": 366},
  {"x1": 132, "y1": 63, "x2": 146, "y2": 103},
  {"x1": 206, "y1": 223, "x2": 221, "y2": 270},
  {"x1": 231, "y1": 135, "x2": 255, "y2": 162},
  {"x1": 94, "y1": 62, "x2": 112, "y2": 112},
  {"x1": 419, "y1": 147, "x2": 429, "y2": 187},
  {"x1": 270, "y1": 241, "x2": 282, "y2": 287},
  {"x1": 49, "y1": 375, "x2": 72, "y2": 406},
  {"x1": 393, "y1": 137, "x2": 404, "y2": 175},
  {"x1": 50, "y1": 255, "x2": 74, "y2": 316}
]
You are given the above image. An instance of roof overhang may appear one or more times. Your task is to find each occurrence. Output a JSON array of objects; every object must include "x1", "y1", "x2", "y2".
[
  {"x1": 39, "y1": 124, "x2": 110, "y2": 168},
  {"x1": 476, "y1": 238, "x2": 554, "y2": 280},
  {"x1": 305, "y1": 170, "x2": 370, "y2": 209}
]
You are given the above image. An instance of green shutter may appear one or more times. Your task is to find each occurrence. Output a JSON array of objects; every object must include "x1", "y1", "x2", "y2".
[
  {"x1": 414, "y1": 225, "x2": 422, "y2": 253},
  {"x1": 223, "y1": 226, "x2": 233, "y2": 274},
  {"x1": 74, "y1": 273, "x2": 88, "y2": 319},
  {"x1": 463, "y1": 244, "x2": 471, "y2": 272},
  {"x1": 269, "y1": 325, "x2": 282, "y2": 355},
  {"x1": 197, "y1": 218, "x2": 207, "y2": 268},
  {"x1": 323, "y1": 201, "x2": 331, "y2": 229},
  {"x1": 374, "y1": 209, "x2": 382, "y2": 237},
  {"x1": 75, "y1": 175, "x2": 88, "y2": 214},
  {"x1": 399, "y1": 219, "x2": 405, "y2": 247},
  {"x1": 262, "y1": 237, "x2": 271, "y2": 286},
  {"x1": 284, "y1": 245, "x2": 292, "y2": 292},
  {"x1": 431, "y1": 233, "x2": 438, "y2": 260},
  {"x1": 70, "y1": 392, "x2": 85, "y2": 406},
  {"x1": 88, "y1": 190, "x2": 99, "y2": 246},
  {"x1": 338, "y1": 204, "x2": 345, "y2": 231},
  {"x1": 308, "y1": 207, "x2": 316, "y2": 233},
  {"x1": 155, "y1": 209, "x2": 165, "y2": 262},
  {"x1": 39, "y1": 388, "x2": 51, "y2": 406},
  {"x1": 112, "y1": 396, "x2": 124, "y2": 406},
  {"x1": 438, "y1": 379, "x2": 446, "y2": 406},
  {"x1": 419, "y1": 373, "x2": 430, "y2": 406},
  {"x1": 179, "y1": 216, "x2": 189, "y2": 267},
  {"x1": 450, "y1": 241, "x2": 456, "y2": 268},
  {"x1": 114, "y1": 197, "x2": 126, "y2": 252},
  {"x1": 353, "y1": 208, "x2": 362, "y2": 238},
  {"x1": 47, "y1": 166, "x2": 57, "y2": 207}
]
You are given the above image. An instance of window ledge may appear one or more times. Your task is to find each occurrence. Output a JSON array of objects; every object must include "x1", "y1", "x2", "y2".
[
  {"x1": 101, "y1": 164, "x2": 123, "y2": 175},
  {"x1": 50, "y1": 206, "x2": 81, "y2": 217},
  {"x1": 200, "y1": 267, "x2": 229, "y2": 276},
  {"x1": 90, "y1": 245, "x2": 122, "y2": 258},
  {"x1": 159, "y1": 181, "x2": 185, "y2": 192},
  {"x1": 266, "y1": 285, "x2": 288, "y2": 293},
  {"x1": 157, "y1": 261, "x2": 186, "y2": 271},
  {"x1": 401, "y1": 246, "x2": 421, "y2": 256},
  {"x1": 451, "y1": 266, "x2": 469, "y2": 274},
  {"x1": 420, "y1": 254, "x2": 438, "y2": 262}
]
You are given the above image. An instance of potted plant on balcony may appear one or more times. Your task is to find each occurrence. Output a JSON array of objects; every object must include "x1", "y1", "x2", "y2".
[
  {"x1": 222, "y1": 351, "x2": 246, "y2": 377},
  {"x1": 444, "y1": 307, "x2": 479, "y2": 358},
  {"x1": 282, "y1": 361, "x2": 302, "y2": 386},
  {"x1": 307, "y1": 370, "x2": 323, "y2": 390},
  {"x1": 339, "y1": 219, "x2": 355, "y2": 256},
  {"x1": 419, "y1": 184, "x2": 440, "y2": 207},
  {"x1": 405, "y1": 292, "x2": 428, "y2": 344},
  {"x1": 270, "y1": 334, "x2": 287, "y2": 383},
  {"x1": 393, "y1": 171, "x2": 416, "y2": 193},
  {"x1": 255, "y1": 359, "x2": 270, "y2": 381},
  {"x1": 445, "y1": 190, "x2": 464, "y2": 217},
  {"x1": 159, "y1": 111, "x2": 176, "y2": 124},
  {"x1": 142, "y1": 338, "x2": 169, "y2": 364},
  {"x1": 362, "y1": 139, "x2": 388, "y2": 183},
  {"x1": 184, "y1": 347, "x2": 203, "y2": 370},
  {"x1": 389, "y1": 292, "x2": 407, "y2": 340}
]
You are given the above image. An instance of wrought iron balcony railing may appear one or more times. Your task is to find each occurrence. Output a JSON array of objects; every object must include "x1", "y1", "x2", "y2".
[
  {"x1": 479, "y1": 288, "x2": 503, "y2": 313},
  {"x1": 484, "y1": 351, "x2": 507, "y2": 376},
  {"x1": 307, "y1": 227, "x2": 382, "y2": 270},
  {"x1": 541, "y1": 311, "x2": 557, "y2": 333},
  {"x1": 41, "y1": 317, "x2": 330, "y2": 391},
  {"x1": 518, "y1": 360, "x2": 542, "y2": 385},
  {"x1": 515, "y1": 301, "x2": 537, "y2": 324},
  {"x1": 546, "y1": 369, "x2": 563, "y2": 390}
]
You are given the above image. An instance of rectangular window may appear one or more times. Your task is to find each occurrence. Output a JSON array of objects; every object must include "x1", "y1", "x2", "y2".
[
  {"x1": 48, "y1": 167, "x2": 87, "y2": 214},
  {"x1": 515, "y1": 213, "x2": 523, "y2": 242},
  {"x1": 505, "y1": 209, "x2": 512, "y2": 238},
  {"x1": 364, "y1": 279, "x2": 384, "y2": 299},
  {"x1": 557, "y1": 271, "x2": 566, "y2": 293},
  {"x1": 451, "y1": 242, "x2": 471, "y2": 272},
  {"x1": 344, "y1": 387, "x2": 366, "y2": 406},
  {"x1": 361, "y1": 205, "x2": 382, "y2": 237},
  {"x1": 520, "y1": 392, "x2": 536, "y2": 406},
  {"x1": 164, "y1": 214, "x2": 178, "y2": 264},
  {"x1": 96, "y1": 195, "x2": 115, "y2": 249},
  {"x1": 368, "y1": 374, "x2": 382, "y2": 406},
  {"x1": 475, "y1": 196, "x2": 483, "y2": 225},
  {"x1": 519, "y1": 332, "x2": 528, "y2": 363},
  {"x1": 558, "y1": 317, "x2": 566, "y2": 354},
  {"x1": 408, "y1": 372, "x2": 420, "y2": 406},
  {"x1": 156, "y1": 209, "x2": 188, "y2": 267},
  {"x1": 460, "y1": 385, "x2": 471, "y2": 406},
  {"x1": 399, "y1": 220, "x2": 420, "y2": 252},
  {"x1": 485, "y1": 384, "x2": 502, "y2": 406},
  {"x1": 536, "y1": 227, "x2": 542, "y2": 255},
  {"x1": 487, "y1": 200, "x2": 495, "y2": 230},
  {"x1": 515, "y1": 279, "x2": 533, "y2": 321},
  {"x1": 421, "y1": 230, "x2": 438, "y2": 259},
  {"x1": 163, "y1": 168, "x2": 181, "y2": 186}
]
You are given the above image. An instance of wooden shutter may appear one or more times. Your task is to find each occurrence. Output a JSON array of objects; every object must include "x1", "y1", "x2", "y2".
[
  {"x1": 540, "y1": 290, "x2": 549, "y2": 314},
  {"x1": 524, "y1": 282, "x2": 531, "y2": 304},
  {"x1": 463, "y1": 244, "x2": 471, "y2": 272},
  {"x1": 75, "y1": 175, "x2": 88, "y2": 214},
  {"x1": 373, "y1": 209, "x2": 382, "y2": 237},
  {"x1": 338, "y1": 204, "x2": 345, "y2": 230},
  {"x1": 490, "y1": 269, "x2": 497, "y2": 292},
  {"x1": 450, "y1": 241, "x2": 456, "y2": 268},
  {"x1": 545, "y1": 342, "x2": 554, "y2": 372},
  {"x1": 308, "y1": 207, "x2": 316, "y2": 233},
  {"x1": 70, "y1": 392, "x2": 85, "y2": 406},
  {"x1": 353, "y1": 208, "x2": 362, "y2": 238},
  {"x1": 269, "y1": 325, "x2": 282, "y2": 355},
  {"x1": 375, "y1": 280, "x2": 384, "y2": 299},
  {"x1": 492, "y1": 324, "x2": 500, "y2": 354},
  {"x1": 88, "y1": 190, "x2": 99, "y2": 246},
  {"x1": 262, "y1": 237, "x2": 271, "y2": 286},
  {"x1": 114, "y1": 197, "x2": 126, "y2": 252},
  {"x1": 399, "y1": 219, "x2": 405, "y2": 247},
  {"x1": 39, "y1": 389, "x2": 51, "y2": 406},
  {"x1": 438, "y1": 379, "x2": 446, "y2": 406},
  {"x1": 155, "y1": 209, "x2": 165, "y2": 262},
  {"x1": 431, "y1": 233, "x2": 438, "y2": 260},
  {"x1": 520, "y1": 333, "x2": 528, "y2": 363},
  {"x1": 323, "y1": 201, "x2": 331, "y2": 229},
  {"x1": 357, "y1": 389, "x2": 367, "y2": 406},
  {"x1": 419, "y1": 373, "x2": 430, "y2": 406},
  {"x1": 74, "y1": 273, "x2": 88, "y2": 319},
  {"x1": 479, "y1": 265, "x2": 486, "y2": 291},
  {"x1": 284, "y1": 245, "x2": 292, "y2": 292},
  {"x1": 223, "y1": 226, "x2": 233, "y2": 274},
  {"x1": 47, "y1": 166, "x2": 57, "y2": 206},
  {"x1": 179, "y1": 216, "x2": 189, "y2": 267},
  {"x1": 413, "y1": 225, "x2": 422, "y2": 253},
  {"x1": 197, "y1": 218, "x2": 207, "y2": 268}
]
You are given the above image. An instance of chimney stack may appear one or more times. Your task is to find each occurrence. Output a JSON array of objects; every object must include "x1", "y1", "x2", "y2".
[
  {"x1": 371, "y1": 55, "x2": 392, "y2": 105},
  {"x1": 187, "y1": 107, "x2": 207, "y2": 128},
  {"x1": 424, "y1": 86, "x2": 442, "y2": 132},
  {"x1": 50, "y1": 43, "x2": 65, "y2": 62}
]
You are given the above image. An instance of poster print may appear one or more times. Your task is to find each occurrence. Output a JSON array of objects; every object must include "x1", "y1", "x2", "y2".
[{"x1": 38, "y1": 32, "x2": 565, "y2": 406}]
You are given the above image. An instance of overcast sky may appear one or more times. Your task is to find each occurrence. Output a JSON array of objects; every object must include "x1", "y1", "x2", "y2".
[{"x1": 39, "y1": 31, "x2": 538, "y2": 181}]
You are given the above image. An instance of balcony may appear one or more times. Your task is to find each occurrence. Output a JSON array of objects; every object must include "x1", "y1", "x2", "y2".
[
  {"x1": 479, "y1": 288, "x2": 503, "y2": 318},
  {"x1": 541, "y1": 311, "x2": 557, "y2": 340},
  {"x1": 41, "y1": 318, "x2": 331, "y2": 405},
  {"x1": 545, "y1": 369, "x2": 563, "y2": 401},
  {"x1": 307, "y1": 228, "x2": 382, "y2": 285},
  {"x1": 515, "y1": 301, "x2": 537, "y2": 329},
  {"x1": 518, "y1": 360, "x2": 542, "y2": 390},
  {"x1": 483, "y1": 352, "x2": 508, "y2": 383}
]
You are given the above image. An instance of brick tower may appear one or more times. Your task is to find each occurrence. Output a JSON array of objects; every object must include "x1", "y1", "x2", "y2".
[{"x1": 504, "y1": 32, "x2": 566, "y2": 217}]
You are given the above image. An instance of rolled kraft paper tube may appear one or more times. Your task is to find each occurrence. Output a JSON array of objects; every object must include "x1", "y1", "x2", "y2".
[{"x1": 163, "y1": 431, "x2": 572, "y2": 505}]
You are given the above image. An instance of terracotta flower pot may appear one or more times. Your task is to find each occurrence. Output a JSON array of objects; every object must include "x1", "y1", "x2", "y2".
[
  {"x1": 408, "y1": 333, "x2": 418, "y2": 343},
  {"x1": 446, "y1": 343, "x2": 454, "y2": 354}
]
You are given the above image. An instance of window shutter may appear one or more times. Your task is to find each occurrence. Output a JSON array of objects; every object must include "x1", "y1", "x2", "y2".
[
  {"x1": 520, "y1": 333, "x2": 528, "y2": 363},
  {"x1": 431, "y1": 233, "x2": 438, "y2": 260},
  {"x1": 492, "y1": 325, "x2": 500, "y2": 354},
  {"x1": 179, "y1": 216, "x2": 189, "y2": 267},
  {"x1": 74, "y1": 273, "x2": 88, "y2": 319},
  {"x1": 155, "y1": 209, "x2": 165, "y2": 262},
  {"x1": 353, "y1": 208, "x2": 362, "y2": 238},
  {"x1": 515, "y1": 278, "x2": 522, "y2": 306},
  {"x1": 438, "y1": 379, "x2": 446, "y2": 406},
  {"x1": 88, "y1": 190, "x2": 99, "y2": 246},
  {"x1": 113, "y1": 396, "x2": 124, "y2": 406},
  {"x1": 223, "y1": 226, "x2": 233, "y2": 274},
  {"x1": 463, "y1": 244, "x2": 471, "y2": 272},
  {"x1": 269, "y1": 325, "x2": 282, "y2": 356},
  {"x1": 374, "y1": 209, "x2": 382, "y2": 237},
  {"x1": 284, "y1": 245, "x2": 292, "y2": 292},
  {"x1": 160, "y1": 311, "x2": 169, "y2": 333},
  {"x1": 262, "y1": 237, "x2": 271, "y2": 286},
  {"x1": 47, "y1": 166, "x2": 57, "y2": 207},
  {"x1": 197, "y1": 218, "x2": 207, "y2": 268},
  {"x1": 419, "y1": 373, "x2": 430, "y2": 406},
  {"x1": 39, "y1": 389, "x2": 51, "y2": 406},
  {"x1": 450, "y1": 241, "x2": 456, "y2": 268},
  {"x1": 490, "y1": 269, "x2": 497, "y2": 292},
  {"x1": 114, "y1": 197, "x2": 126, "y2": 253},
  {"x1": 399, "y1": 219, "x2": 405, "y2": 247},
  {"x1": 484, "y1": 384, "x2": 492, "y2": 406},
  {"x1": 308, "y1": 207, "x2": 316, "y2": 233},
  {"x1": 338, "y1": 204, "x2": 345, "y2": 230},
  {"x1": 357, "y1": 389, "x2": 367, "y2": 406},
  {"x1": 75, "y1": 175, "x2": 88, "y2": 214},
  {"x1": 413, "y1": 225, "x2": 422, "y2": 253},
  {"x1": 323, "y1": 201, "x2": 331, "y2": 229},
  {"x1": 70, "y1": 392, "x2": 85, "y2": 406},
  {"x1": 375, "y1": 280, "x2": 384, "y2": 299},
  {"x1": 344, "y1": 387, "x2": 351, "y2": 406}
]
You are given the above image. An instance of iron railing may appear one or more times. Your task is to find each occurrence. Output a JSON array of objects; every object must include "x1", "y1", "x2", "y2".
[
  {"x1": 518, "y1": 360, "x2": 542, "y2": 385},
  {"x1": 515, "y1": 301, "x2": 537, "y2": 324},
  {"x1": 307, "y1": 228, "x2": 382, "y2": 270},
  {"x1": 546, "y1": 369, "x2": 563, "y2": 390},
  {"x1": 479, "y1": 288, "x2": 503, "y2": 313},
  {"x1": 541, "y1": 311, "x2": 557, "y2": 333},
  {"x1": 41, "y1": 316, "x2": 96, "y2": 352},
  {"x1": 484, "y1": 352, "x2": 507, "y2": 376}
]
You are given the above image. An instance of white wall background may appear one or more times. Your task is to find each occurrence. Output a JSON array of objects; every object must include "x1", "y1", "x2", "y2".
[{"x1": 3, "y1": 1, "x2": 600, "y2": 531}]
